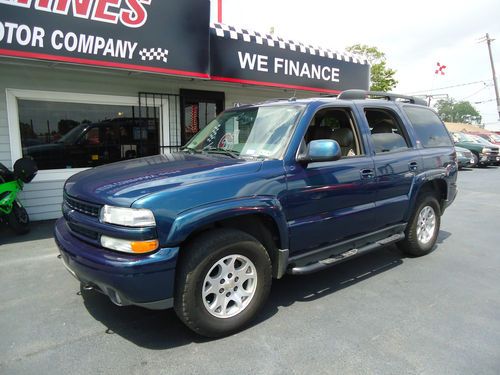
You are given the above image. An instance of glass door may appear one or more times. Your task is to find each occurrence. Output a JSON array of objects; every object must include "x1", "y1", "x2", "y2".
[{"x1": 180, "y1": 89, "x2": 225, "y2": 144}]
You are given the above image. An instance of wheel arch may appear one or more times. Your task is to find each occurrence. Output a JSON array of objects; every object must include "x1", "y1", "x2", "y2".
[
  {"x1": 168, "y1": 197, "x2": 289, "y2": 278},
  {"x1": 407, "y1": 176, "x2": 448, "y2": 220}
]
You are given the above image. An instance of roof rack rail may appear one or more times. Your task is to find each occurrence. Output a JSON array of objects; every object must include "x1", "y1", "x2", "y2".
[{"x1": 338, "y1": 89, "x2": 428, "y2": 106}]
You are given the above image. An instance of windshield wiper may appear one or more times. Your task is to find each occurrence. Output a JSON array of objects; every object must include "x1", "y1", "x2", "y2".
[{"x1": 202, "y1": 147, "x2": 240, "y2": 159}]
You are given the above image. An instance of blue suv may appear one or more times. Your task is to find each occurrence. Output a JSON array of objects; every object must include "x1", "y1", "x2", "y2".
[{"x1": 55, "y1": 90, "x2": 457, "y2": 337}]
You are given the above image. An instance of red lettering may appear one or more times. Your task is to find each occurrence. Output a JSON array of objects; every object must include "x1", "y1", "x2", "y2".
[
  {"x1": 15, "y1": 0, "x2": 31, "y2": 6},
  {"x1": 34, "y1": 0, "x2": 52, "y2": 10},
  {"x1": 53, "y1": 0, "x2": 70, "y2": 14},
  {"x1": 73, "y1": 0, "x2": 93, "y2": 18},
  {"x1": 120, "y1": 0, "x2": 150, "y2": 28},
  {"x1": 92, "y1": 0, "x2": 120, "y2": 24}
]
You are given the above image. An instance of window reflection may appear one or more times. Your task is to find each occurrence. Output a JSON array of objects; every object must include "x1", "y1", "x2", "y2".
[{"x1": 18, "y1": 100, "x2": 159, "y2": 170}]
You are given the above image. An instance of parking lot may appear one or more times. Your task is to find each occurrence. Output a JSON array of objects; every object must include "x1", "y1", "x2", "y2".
[{"x1": 1, "y1": 167, "x2": 499, "y2": 375}]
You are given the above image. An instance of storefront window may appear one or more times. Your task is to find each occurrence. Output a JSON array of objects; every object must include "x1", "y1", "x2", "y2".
[{"x1": 18, "y1": 100, "x2": 159, "y2": 170}]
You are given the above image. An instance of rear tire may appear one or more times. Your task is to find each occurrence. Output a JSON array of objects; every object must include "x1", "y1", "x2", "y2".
[
  {"x1": 174, "y1": 228, "x2": 272, "y2": 338},
  {"x1": 398, "y1": 193, "x2": 441, "y2": 257},
  {"x1": 8, "y1": 203, "x2": 30, "y2": 235}
]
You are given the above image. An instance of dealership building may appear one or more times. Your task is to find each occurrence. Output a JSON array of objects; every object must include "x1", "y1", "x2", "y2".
[{"x1": 0, "y1": 0, "x2": 369, "y2": 221}]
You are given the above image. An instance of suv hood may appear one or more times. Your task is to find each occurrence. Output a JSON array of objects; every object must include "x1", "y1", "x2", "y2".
[{"x1": 64, "y1": 153, "x2": 263, "y2": 206}]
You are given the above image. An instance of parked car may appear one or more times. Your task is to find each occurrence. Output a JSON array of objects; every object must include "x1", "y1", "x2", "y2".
[
  {"x1": 451, "y1": 132, "x2": 499, "y2": 166},
  {"x1": 469, "y1": 131, "x2": 500, "y2": 146},
  {"x1": 55, "y1": 90, "x2": 457, "y2": 337},
  {"x1": 24, "y1": 118, "x2": 159, "y2": 170},
  {"x1": 455, "y1": 146, "x2": 475, "y2": 169},
  {"x1": 468, "y1": 135, "x2": 500, "y2": 165}
]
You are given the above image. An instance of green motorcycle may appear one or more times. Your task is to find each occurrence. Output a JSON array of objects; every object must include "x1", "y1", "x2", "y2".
[{"x1": 0, "y1": 158, "x2": 38, "y2": 235}]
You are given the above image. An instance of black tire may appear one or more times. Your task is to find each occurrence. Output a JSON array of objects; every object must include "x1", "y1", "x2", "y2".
[
  {"x1": 8, "y1": 203, "x2": 30, "y2": 235},
  {"x1": 398, "y1": 193, "x2": 441, "y2": 257},
  {"x1": 174, "y1": 228, "x2": 272, "y2": 338},
  {"x1": 471, "y1": 153, "x2": 479, "y2": 167}
]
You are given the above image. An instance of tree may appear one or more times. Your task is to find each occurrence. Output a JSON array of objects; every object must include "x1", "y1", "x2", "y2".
[
  {"x1": 435, "y1": 98, "x2": 482, "y2": 124},
  {"x1": 346, "y1": 44, "x2": 398, "y2": 92}
]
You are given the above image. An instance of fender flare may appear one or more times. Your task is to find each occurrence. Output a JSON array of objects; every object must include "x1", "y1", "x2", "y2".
[
  {"x1": 165, "y1": 196, "x2": 289, "y2": 249},
  {"x1": 405, "y1": 170, "x2": 449, "y2": 221}
]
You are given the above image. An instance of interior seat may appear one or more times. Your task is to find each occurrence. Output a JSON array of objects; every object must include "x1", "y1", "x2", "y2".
[
  {"x1": 371, "y1": 120, "x2": 394, "y2": 134},
  {"x1": 331, "y1": 128, "x2": 354, "y2": 156},
  {"x1": 309, "y1": 126, "x2": 332, "y2": 141}
]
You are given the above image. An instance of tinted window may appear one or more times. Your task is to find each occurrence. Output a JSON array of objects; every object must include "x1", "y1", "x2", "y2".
[
  {"x1": 365, "y1": 108, "x2": 410, "y2": 154},
  {"x1": 18, "y1": 100, "x2": 159, "y2": 170},
  {"x1": 404, "y1": 106, "x2": 452, "y2": 147}
]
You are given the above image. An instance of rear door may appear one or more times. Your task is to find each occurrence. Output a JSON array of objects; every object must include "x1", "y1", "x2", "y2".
[
  {"x1": 361, "y1": 105, "x2": 422, "y2": 228},
  {"x1": 401, "y1": 105, "x2": 456, "y2": 187},
  {"x1": 283, "y1": 105, "x2": 378, "y2": 257}
]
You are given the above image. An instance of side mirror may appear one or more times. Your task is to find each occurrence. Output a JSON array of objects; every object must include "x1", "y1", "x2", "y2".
[{"x1": 297, "y1": 139, "x2": 342, "y2": 164}]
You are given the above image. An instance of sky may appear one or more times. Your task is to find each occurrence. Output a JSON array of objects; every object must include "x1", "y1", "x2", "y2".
[{"x1": 211, "y1": 0, "x2": 500, "y2": 124}]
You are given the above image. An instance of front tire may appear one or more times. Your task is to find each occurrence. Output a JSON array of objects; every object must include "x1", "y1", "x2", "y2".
[
  {"x1": 471, "y1": 152, "x2": 479, "y2": 167},
  {"x1": 8, "y1": 203, "x2": 30, "y2": 235},
  {"x1": 398, "y1": 193, "x2": 441, "y2": 257},
  {"x1": 174, "y1": 228, "x2": 272, "y2": 337}
]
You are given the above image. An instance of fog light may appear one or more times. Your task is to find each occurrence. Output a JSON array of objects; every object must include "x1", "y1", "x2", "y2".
[{"x1": 101, "y1": 235, "x2": 159, "y2": 254}]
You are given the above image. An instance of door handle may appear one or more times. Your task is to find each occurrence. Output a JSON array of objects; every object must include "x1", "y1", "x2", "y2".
[
  {"x1": 408, "y1": 161, "x2": 418, "y2": 172},
  {"x1": 360, "y1": 169, "x2": 374, "y2": 179}
]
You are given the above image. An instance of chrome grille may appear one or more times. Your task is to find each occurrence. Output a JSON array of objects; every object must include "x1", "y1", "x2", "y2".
[{"x1": 64, "y1": 194, "x2": 101, "y2": 217}]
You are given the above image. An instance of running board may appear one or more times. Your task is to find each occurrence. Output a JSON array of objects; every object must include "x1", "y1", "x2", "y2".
[{"x1": 288, "y1": 233, "x2": 405, "y2": 275}]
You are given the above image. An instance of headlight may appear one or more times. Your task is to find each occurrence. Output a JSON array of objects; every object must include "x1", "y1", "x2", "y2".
[
  {"x1": 482, "y1": 147, "x2": 491, "y2": 153},
  {"x1": 456, "y1": 151, "x2": 463, "y2": 157},
  {"x1": 100, "y1": 205, "x2": 156, "y2": 227}
]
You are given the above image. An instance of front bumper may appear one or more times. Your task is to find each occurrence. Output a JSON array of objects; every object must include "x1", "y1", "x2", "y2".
[
  {"x1": 457, "y1": 156, "x2": 473, "y2": 168},
  {"x1": 54, "y1": 218, "x2": 179, "y2": 310}
]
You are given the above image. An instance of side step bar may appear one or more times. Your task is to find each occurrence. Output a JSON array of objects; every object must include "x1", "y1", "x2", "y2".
[{"x1": 288, "y1": 233, "x2": 405, "y2": 275}]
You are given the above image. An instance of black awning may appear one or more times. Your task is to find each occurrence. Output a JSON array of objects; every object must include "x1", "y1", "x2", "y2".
[{"x1": 209, "y1": 23, "x2": 370, "y2": 94}]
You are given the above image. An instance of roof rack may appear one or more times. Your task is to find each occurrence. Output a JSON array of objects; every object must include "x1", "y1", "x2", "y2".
[{"x1": 338, "y1": 89, "x2": 428, "y2": 106}]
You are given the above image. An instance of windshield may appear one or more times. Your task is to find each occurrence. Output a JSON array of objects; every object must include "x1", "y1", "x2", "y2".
[
  {"x1": 487, "y1": 133, "x2": 500, "y2": 142},
  {"x1": 184, "y1": 105, "x2": 304, "y2": 159},
  {"x1": 454, "y1": 132, "x2": 479, "y2": 143},
  {"x1": 57, "y1": 124, "x2": 88, "y2": 144},
  {"x1": 472, "y1": 136, "x2": 492, "y2": 146}
]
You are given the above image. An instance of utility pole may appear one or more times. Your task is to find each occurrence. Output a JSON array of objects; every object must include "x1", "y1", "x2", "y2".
[{"x1": 480, "y1": 33, "x2": 500, "y2": 120}]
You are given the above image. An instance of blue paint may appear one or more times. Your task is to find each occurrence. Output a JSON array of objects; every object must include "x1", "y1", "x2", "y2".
[{"x1": 55, "y1": 98, "x2": 457, "y2": 309}]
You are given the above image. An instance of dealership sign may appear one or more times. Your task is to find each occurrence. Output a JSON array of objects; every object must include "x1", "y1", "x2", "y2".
[
  {"x1": 0, "y1": 0, "x2": 210, "y2": 78},
  {"x1": 210, "y1": 23, "x2": 370, "y2": 93}
]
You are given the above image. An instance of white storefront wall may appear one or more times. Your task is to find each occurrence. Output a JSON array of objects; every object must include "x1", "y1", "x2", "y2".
[{"x1": 0, "y1": 59, "x2": 311, "y2": 221}]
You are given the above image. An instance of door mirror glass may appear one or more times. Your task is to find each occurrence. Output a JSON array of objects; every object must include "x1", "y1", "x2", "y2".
[{"x1": 298, "y1": 139, "x2": 342, "y2": 163}]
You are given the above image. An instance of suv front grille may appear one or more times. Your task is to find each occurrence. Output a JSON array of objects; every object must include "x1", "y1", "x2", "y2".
[{"x1": 64, "y1": 194, "x2": 102, "y2": 217}]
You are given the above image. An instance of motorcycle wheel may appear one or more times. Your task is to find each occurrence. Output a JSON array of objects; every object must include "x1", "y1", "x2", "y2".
[{"x1": 8, "y1": 203, "x2": 30, "y2": 235}]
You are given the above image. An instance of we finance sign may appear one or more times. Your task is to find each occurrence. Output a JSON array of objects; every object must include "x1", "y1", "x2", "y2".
[
  {"x1": 0, "y1": 0, "x2": 210, "y2": 78},
  {"x1": 210, "y1": 24, "x2": 370, "y2": 93}
]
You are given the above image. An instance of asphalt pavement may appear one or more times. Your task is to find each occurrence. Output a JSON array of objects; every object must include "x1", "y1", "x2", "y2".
[{"x1": 1, "y1": 167, "x2": 499, "y2": 375}]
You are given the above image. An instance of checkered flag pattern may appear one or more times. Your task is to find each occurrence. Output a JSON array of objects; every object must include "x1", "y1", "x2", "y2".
[
  {"x1": 210, "y1": 23, "x2": 367, "y2": 65},
  {"x1": 139, "y1": 48, "x2": 169, "y2": 63}
]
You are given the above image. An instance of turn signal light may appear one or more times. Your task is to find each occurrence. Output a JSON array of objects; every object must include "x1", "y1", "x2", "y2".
[
  {"x1": 130, "y1": 240, "x2": 159, "y2": 253},
  {"x1": 100, "y1": 235, "x2": 159, "y2": 254}
]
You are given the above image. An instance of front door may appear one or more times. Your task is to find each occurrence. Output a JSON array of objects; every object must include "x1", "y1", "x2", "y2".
[
  {"x1": 180, "y1": 89, "x2": 225, "y2": 144},
  {"x1": 284, "y1": 106, "x2": 378, "y2": 256}
]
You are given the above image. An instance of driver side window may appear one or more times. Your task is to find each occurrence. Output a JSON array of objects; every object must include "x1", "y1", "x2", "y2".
[{"x1": 302, "y1": 108, "x2": 364, "y2": 158}]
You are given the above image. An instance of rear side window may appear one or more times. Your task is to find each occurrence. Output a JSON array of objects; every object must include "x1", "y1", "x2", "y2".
[
  {"x1": 403, "y1": 106, "x2": 453, "y2": 147},
  {"x1": 365, "y1": 108, "x2": 411, "y2": 154}
]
